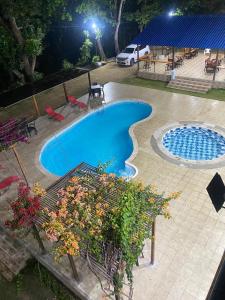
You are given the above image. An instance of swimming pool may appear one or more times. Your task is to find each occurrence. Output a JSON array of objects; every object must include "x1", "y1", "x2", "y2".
[
  {"x1": 163, "y1": 125, "x2": 225, "y2": 161},
  {"x1": 40, "y1": 100, "x2": 152, "y2": 177}
]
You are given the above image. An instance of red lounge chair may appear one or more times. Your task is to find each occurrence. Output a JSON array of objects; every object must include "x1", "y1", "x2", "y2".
[
  {"x1": 0, "y1": 176, "x2": 20, "y2": 190},
  {"x1": 45, "y1": 106, "x2": 64, "y2": 121},
  {"x1": 67, "y1": 96, "x2": 87, "y2": 109}
]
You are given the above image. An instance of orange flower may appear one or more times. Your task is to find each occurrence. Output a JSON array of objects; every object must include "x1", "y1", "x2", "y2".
[
  {"x1": 96, "y1": 208, "x2": 104, "y2": 217},
  {"x1": 148, "y1": 197, "x2": 155, "y2": 204}
]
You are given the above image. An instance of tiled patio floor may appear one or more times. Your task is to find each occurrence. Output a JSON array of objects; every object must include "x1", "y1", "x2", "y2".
[
  {"x1": 140, "y1": 51, "x2": 225, "y2": 82},
  {"x1": 1, "y1": 82, "x2": 225, "y2": 299}
]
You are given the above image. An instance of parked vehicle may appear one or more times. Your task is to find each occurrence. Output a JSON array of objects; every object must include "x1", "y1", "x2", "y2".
[{"x1": 116, "y1": 44, "x2": 150, "y2": 66}]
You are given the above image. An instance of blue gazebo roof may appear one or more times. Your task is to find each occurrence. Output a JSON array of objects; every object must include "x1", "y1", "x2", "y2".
[{"x1": 132, "y1": 15, "x2": 225, "y2": 49}]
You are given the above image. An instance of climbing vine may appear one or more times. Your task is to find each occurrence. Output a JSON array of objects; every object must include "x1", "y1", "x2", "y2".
[{"x1": 42, "y1": 173, "x2": 180, "y2": 298}]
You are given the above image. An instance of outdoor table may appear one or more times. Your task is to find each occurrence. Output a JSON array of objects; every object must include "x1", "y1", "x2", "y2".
[{"x1": 139, "y1": 58, "x2": 169, "y2": 72}]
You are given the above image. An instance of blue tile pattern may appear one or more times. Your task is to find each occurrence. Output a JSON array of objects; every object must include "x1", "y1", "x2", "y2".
[{"x1": 162, "y1": 126, "x2": 225, "y2": 160}]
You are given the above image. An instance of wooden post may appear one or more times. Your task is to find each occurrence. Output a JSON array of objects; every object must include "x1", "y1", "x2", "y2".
[
  {"x1": 68, "y1": 254, "x2": 80, "y2": 282},
  {"x1": 137, "y1": 45, "x2": 140, "y2": 73},
  {"x1": 32, "y1": 224, "x2": 46, "y2": 254},
  {"x1": 213, "y1": 49, "x2": 219, "y2": 81},
  {"x1": 87, "y1": 71, "x2": 91, "y2": 91},
  {"x1": 62, "y1": 82, "x2": 68, "y2": 102},
  {"x1": 172, "y1": 47, "x2": 175, "y2": 70},
  {"x1": 150, "y1": 218, "x2": 156, "y2": 265},
  {"x1": 11, "y1": 144, "x2": 29, "y2": 186},
  {"x1": 32, "y1": 95, "x2": 40, "y2": 117}
]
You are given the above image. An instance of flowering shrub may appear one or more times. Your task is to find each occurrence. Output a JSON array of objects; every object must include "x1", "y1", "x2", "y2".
[
  {"x1": 42, "y1": 172, "x2": 181, "y2": 288},
  {"x1": 0, "y1": 118, "x2": 29, "y2": 151},
  {"x1": 5, "y1": 182, "x2": 44, "y2": 230}
]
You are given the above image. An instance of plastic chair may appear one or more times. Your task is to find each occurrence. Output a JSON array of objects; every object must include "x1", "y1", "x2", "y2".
[
  {"x1": 45, "y1": 106, "x2": 64, "y2": 121},
  {"x1": 204, "y1": 48, "x2": 211, "y2": 55},
  {"x1": 67, "y1": 96, "x2": 87, "y2": 109}
]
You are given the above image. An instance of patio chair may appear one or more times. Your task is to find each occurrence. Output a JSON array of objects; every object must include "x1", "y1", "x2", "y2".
[
  {"x1": 89, "y1": 83, "x2": 104, "y2": 99},
  {"x1": 67, "y1": 96, "x2": 87, "y2": 109},
  {"x1": 204, "y1": 48, "x2": 211, "y2": 55},
  {"x1": 0, "y1": 176, "x2": 20, "y2": 190},
  {"x1": 45, "y1": 106, "x2": 64, "y2": 121}
]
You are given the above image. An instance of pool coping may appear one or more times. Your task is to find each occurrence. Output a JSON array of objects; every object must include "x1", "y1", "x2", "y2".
[
  {"x1": 151, "y1": 121, "x2": 225, "y2": 169},
  {"x1": 35, "y1": 98, "x2": 154, "y2": 179}
]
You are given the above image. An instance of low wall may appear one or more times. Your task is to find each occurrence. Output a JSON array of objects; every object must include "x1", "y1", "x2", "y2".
[
  {"x1": 212, "y1": 81, "x2": 225, "y2": 89},
  {"x1": 138, "y1": 71, "x2": 225, "y2": 89},
  {"x1": 137, "y1": 71, "x2": 171, "y2": 82}
]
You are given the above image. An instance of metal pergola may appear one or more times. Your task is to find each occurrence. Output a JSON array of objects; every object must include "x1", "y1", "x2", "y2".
[{"x1": 36, "y1": 162, "x2": 157, "y2": 289}]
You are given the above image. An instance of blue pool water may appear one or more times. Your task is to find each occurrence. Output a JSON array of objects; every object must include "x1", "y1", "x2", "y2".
[
  {"x1": 40, "y1": 101, "x2": 152, "y2": 177},
  {"x1": 163, "y1": 126, "x2": 225, "y2": 161}
]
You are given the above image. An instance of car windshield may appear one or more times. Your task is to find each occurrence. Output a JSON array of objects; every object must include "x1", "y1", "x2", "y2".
[{"x1": 122, "y1": 47, "x2": 134, "y2": 54}]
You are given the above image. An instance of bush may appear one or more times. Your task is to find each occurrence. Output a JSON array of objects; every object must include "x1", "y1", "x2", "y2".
[
  {"x1": 33, "y1": 71, "x2": 43, "y2": 81},
  {"x1": 92, "y1": 55, "x2": 100, "y2": 64},
  {"x1": 62, "y1": 59, "x2": 74, "y2": 70}
]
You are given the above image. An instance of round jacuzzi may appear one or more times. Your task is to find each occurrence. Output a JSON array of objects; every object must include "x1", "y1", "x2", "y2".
[
  {"x1": 151, "y1": 122, "x2": 225, "y2": 169},
  {"x1": 163, "y1": 126, "x2": 225, "y2": 160}
]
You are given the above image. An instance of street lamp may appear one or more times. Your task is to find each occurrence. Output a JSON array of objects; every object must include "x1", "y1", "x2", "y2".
[
  {"x1": 92, "y1": 22, "x2": 97, "y2": 31},
  {"x1": 168, "y1": 10, "x2": 174, "y2": 17}
]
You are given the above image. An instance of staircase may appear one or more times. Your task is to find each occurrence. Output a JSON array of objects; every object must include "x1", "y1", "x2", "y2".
[
  {"x1": 0, "y1": 225, "x2": 30, "y2": 281},
  {"x1": 167, "y1": 77, "x2": 212, "y2": 93}
]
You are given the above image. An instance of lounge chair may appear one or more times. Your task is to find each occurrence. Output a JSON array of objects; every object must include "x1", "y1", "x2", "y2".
[
  {"x1": 67, "y1": 96, "x2": 87, "y2": 109},
  {"x1": 45, "y1": 106, "x2": 64, "y2": 121},
  {"x1": 0, "y1": 176, "x2": 20, "y2": 190}
]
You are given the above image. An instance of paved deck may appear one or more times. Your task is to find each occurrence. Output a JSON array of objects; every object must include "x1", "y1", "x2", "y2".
[
  {"x1": 1, "y1": 82, "x2": 225, "y2": 299},
  {"x1": 140, "y1": 51, "x2": 225, "y2": 82}
]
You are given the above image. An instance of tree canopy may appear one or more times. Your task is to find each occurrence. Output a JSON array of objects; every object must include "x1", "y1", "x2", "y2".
[
  {"x1": 0, "y1": 0, "x2": 69, "y2": 83},
  {"x1": 1, "y1": 0, "x2": 225, "y2": 93}
]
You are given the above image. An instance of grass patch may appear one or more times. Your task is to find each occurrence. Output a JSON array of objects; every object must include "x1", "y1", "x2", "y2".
[
  {"x1": 120, "y1": 77, "x2": 225, "y2": 101},
  {"x1": 0, "y1": 259, "x2": 79, "y2": 300}
]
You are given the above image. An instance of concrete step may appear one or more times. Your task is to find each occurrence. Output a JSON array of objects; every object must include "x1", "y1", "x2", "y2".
[
  {"x1": 169, "y1": 81, "x2": 211, "y2": 89},
  {"x1": 168, "y1": 81, "x2": 209, "y2": 90},
  {"x1": 167, "y1": 83, "x2": 209, "y2": 93},
  {"x1": 175, "y1": 76, "x2": 213, "y2": 84},
  {"x1": 167, "y1": 77, "x2": 212, "y2": 93},
  {"x1": 0, "y1": 225, "x2": 31, "y2": 281},
  {"x1": 170, "y1": 79, "x2": 212, "y2": 88}
]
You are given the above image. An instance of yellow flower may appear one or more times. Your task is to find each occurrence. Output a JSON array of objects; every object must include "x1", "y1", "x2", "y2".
[
  {"x1": 167, "y1": 191, "x2": 181, "y2": 199},
  {"x1": 32, "y1": 183, "x2": 46, "y2": 197}
]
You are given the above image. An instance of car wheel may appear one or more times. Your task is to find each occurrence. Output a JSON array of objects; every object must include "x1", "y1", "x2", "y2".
[{"x1": 130, "y1": 58, "x2": 134, "y2": 66}]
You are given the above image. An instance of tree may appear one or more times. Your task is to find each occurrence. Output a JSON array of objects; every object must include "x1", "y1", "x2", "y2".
[
  {"x1": 76, "y1": 0, "x2": 128, "y2": 56},
  {"x1": 113, "y1": 0, "x2": 126, "y2": 54},
  {"x1": 76, "y1": 0, "x2": 107, "y2": 60},
  {"x1": 177, "y1": 0, "x2": 225, "y2": 14},
  {"x1": 0, "y1": 0, "x2": 68, "y2": 83},
  {"x1": 125, "y1": 0, "x2": 162, "y2": 32},
  {"x1": 77, "y1": 30, "x2": 93, "y2": 65}
]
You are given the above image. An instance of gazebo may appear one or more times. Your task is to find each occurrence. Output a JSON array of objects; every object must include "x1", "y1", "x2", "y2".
[{"x1": 132, "y1": 15, "x2": 225, "y2": 92}]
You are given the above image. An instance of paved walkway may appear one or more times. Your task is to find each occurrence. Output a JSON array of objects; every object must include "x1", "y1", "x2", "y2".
[{"x1": 1, "y1": 82, "x2": 225, "y2": 299}]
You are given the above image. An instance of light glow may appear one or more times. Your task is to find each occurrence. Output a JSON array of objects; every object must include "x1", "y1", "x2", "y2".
[
  {"x1": 168, "y1": 10, "x2": 174, "y2": 17},
  {"x1": 92, "y1": 23, "x2": 97, "y2": 29}
]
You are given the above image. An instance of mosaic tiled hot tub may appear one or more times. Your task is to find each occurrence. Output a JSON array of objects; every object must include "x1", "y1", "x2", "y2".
[{"x1": 151, "y1": 122, "x2": 225, "y2": 168}]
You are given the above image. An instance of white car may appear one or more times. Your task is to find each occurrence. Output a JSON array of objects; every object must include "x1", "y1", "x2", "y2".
[{"x1": 116, "y1": 44, "x2": 150, "y2": 66}]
